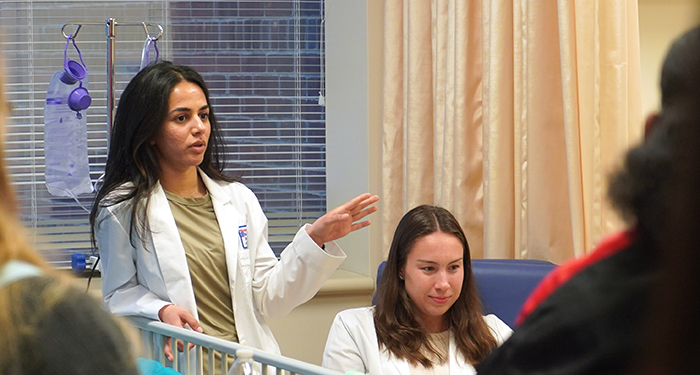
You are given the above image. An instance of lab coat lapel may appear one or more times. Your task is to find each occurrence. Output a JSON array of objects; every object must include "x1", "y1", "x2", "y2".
[
  {"x1": 147, "y1": 182, "x2": 197, "y2": 314},
  {"x1": 199, "y1": 171, "x2": 239, "y2": 288}
]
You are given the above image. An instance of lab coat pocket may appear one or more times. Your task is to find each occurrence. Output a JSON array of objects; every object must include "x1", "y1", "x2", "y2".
[
  {"x1": 238, "y1": 247, "x2": 251, "y2": 265},
  {"x1": 237, "y1": 249, "x2": 251, "y2": 284}
]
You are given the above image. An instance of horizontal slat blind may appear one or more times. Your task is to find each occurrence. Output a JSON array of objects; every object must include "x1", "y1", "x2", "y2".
[{"x1": 0, "y1": 0, "x2": 326, "y2": 267}]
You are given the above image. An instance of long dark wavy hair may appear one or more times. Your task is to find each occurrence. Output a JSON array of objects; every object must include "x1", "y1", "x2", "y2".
[
  {"x1": 89, "y1": 61, "x2": 236, "y2": 247},
  {"x1": 374, "y1": 205, "x2": 498, "y2": 367}
]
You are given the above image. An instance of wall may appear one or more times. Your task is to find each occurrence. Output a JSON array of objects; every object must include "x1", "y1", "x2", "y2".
[
  {"x1": 639, "y1": 0, "x2": 700, "y2": 115},
  {"x1": 267, "y1": 278, "x2": 373, "y2": 365}
]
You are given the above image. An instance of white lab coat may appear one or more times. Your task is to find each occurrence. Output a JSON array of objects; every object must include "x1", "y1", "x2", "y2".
[
  {"x1": 96, "y1": 169, "x2": 346, "y2": 355},
  {"x1": 322, "y1": 307, "x2": 513, "y2": 375}
]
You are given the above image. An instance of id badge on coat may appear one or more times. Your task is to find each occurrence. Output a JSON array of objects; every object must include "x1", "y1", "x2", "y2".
[{"x1": 238, "y1": 225, "x2": 248, "y2": 249}]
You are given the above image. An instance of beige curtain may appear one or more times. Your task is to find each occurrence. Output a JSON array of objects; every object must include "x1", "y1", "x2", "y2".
[{"x1": 382, "y1": 0, "x2": 642, "y2": 262}]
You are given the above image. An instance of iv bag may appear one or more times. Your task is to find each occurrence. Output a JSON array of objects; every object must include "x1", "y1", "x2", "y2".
[{"x1": 43, "y1": 69, "x2": 94, "y2": 197}]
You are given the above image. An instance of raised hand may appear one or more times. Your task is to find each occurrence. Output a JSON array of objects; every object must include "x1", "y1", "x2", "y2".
[
  {"x1": 158, "y1": 304, "x2": 204, "y2": 362},
  {"x1": 306, "y1": 193, "x2": 379, "y2": 247}
]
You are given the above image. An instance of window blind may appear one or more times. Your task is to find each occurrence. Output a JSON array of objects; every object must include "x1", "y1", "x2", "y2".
[{"x1": 0, "y1": 0, "x2": 326, "y2": 267}]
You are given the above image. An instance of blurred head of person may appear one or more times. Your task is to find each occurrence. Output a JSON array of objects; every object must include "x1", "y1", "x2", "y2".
[
  {"x1": 608, "y1": 26, "x2": 700, "y2": 245},
  {"x1": 624, "y1": 25, "x2": 700, "y2": 375},
  {"x1": 0, "y1": 274, "x2": 141, "y2": 375}
]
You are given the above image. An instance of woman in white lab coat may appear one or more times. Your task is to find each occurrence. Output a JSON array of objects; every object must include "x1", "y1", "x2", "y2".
[
  {"x1": 323, "y1": 205, "x2": 511, "y2": 375},
  {"x1": 89, "y1": 61, "x2": 378, "y2": 362}
]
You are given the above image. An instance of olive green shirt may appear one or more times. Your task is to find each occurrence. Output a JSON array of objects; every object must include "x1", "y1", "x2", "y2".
[{"x1": 165, "y1": 190, "x2": 238, "y2": 343}]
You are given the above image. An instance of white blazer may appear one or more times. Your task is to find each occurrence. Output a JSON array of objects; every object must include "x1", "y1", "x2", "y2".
[
  {"x1": 322, "y1": 307, "x2": 513, "y2": 375},
  {"x1": 96, "y1": 170, "x2": 346, "y2": 355}
]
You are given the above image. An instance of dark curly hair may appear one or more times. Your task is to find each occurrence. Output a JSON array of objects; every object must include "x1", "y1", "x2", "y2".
[{"x1": 608, "y1": 26, "x2": 700, "y2": 240}]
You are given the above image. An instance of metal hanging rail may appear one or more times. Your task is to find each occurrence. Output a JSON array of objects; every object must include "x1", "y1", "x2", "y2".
[{"x1": 60, "y1": 18, "x2": 163, "y2": 142}]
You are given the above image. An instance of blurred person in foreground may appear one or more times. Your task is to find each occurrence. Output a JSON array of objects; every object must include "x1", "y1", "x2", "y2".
[
  {"x1": 477, "y1": 25, "x2": 700, "y2": 375},
  {"x1": 629, "y1": 24, "x2": 700, "y2": 375},
  {"x1": 0, "y1": 49, "x2": 140, "y2": 375}
]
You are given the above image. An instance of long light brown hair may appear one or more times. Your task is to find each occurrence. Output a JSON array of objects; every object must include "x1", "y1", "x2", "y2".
[
  {"x1": 0, "y1": 47, "x2": 45, "y2": 269},
  {"x1": 374, "y1": 205, "x2": 498, "y2": 367}
]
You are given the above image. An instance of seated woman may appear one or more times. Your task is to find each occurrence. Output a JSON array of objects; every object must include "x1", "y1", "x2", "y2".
[{"x1": 322, "y1": 205, "x2": 512, "y2": 375}]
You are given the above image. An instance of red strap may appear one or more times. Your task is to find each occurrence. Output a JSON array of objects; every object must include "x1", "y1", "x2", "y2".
[{"x1": 515, "y1": 229, "x2": 636, "y2": 326}]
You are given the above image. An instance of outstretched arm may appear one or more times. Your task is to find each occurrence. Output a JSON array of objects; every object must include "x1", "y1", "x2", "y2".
[
  {"x1": 306, "y1": 193, "x2": 379, "y2": 247},
  {"x1": 249, "y1": 192, "x2": 378, "y2": 318}
]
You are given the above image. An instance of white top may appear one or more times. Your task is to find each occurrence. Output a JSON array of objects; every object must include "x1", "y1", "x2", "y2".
[{"x1": 410, "y1": 331, "x2": 450, "y2": 375}]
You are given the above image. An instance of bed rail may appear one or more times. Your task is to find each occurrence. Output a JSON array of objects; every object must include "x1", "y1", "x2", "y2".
[{"x1": 129, "y1": 316, "x2": 347, "y2": 375}]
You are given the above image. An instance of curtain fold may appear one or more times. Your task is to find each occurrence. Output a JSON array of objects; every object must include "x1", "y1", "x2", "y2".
[
  {"x1": 383, "y1": 0, "x2": 486, "y2": 258},
  {"x1": 382, "y1": 0, "x2": 642, "y2": 262}
]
